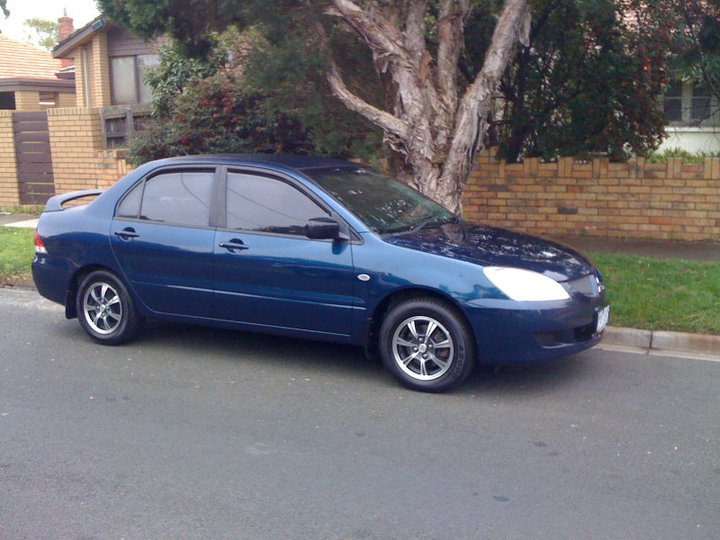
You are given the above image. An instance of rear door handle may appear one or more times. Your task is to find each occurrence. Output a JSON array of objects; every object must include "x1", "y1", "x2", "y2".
[
  {"x1": 219, "y1": 240, "x2": 249, "y2": 252},
  {"x1": 114, "y1": 228, "x2": 139, "y2": 240}
]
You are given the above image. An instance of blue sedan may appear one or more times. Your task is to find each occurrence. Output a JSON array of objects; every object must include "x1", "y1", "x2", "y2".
[{"x1": 32, "y1": 155, "x2": 609, "y2": 392}]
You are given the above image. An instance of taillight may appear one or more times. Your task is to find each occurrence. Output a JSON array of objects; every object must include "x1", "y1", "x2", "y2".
[{"x1": 34, "y1": 231, "x2": 48, "y2": 254}]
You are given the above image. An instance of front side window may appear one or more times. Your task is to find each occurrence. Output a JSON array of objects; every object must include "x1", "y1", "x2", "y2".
[
  {"x1": 136, "y1": 170, "x2": 214, "y2": 227},
  {"x1": 226, "y1": 172, "x2": 328, "y2": 235}
]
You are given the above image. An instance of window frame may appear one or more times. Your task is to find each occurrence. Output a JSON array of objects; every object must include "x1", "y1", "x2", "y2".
[
  {"x1": 219, "y1": 166, "x2": 360, "y2": 243},
  {"x1": 113, "y1": 166, "x2": 222, "y2": 230}
]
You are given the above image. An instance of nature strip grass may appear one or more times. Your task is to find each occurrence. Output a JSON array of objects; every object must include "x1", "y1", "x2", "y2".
[
  {"x1": 591, "y1": 252, "x2": 720, "y2": 336},
  {"x1": 0, "y1": 227, "x2": 35, "y2": 285},
  {"x1": 0, "y1": 226, "x2": 717, "y2": 335}
]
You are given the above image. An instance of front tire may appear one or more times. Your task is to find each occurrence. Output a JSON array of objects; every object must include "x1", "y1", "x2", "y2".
[
  {"x1": 76, "y1": 270, "x2": 141, "y2": 345},
  {"x1": 379, "y1": 298, "x2": 476, "y2": 392}
]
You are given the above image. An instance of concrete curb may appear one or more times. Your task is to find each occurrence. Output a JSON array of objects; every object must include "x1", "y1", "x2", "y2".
[{"x1": 604, "y1": 326, "x2": 720, "y2": 358}]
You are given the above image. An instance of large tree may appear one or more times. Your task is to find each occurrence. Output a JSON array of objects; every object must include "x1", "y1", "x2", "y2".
[{"x1": 98, "y1": 0, "x2": 531, "y2": 212}]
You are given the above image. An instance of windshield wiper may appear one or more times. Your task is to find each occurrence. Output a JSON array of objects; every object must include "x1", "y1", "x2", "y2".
[
  {"x1": 411, "y1": 215, "x2": 460, "y2": 231},
  {"x1": 384, "y1": 215, "x2": 460, "y2": 236}
]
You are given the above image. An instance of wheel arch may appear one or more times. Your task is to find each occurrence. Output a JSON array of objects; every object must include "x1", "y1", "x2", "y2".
[
  {"x1": 364, "y1": 287, "x2": 475, "y2": 359},
  {"x1": 64, "y1": 264, "x2": 118, "y2": 319}
]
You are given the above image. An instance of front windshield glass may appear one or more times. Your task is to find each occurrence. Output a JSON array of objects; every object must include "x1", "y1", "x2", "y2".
[{"x1": 307, "y1": 167, "x2": 456, "y2": 234}]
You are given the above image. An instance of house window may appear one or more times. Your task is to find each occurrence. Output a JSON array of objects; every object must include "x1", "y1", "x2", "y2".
[
  {"x1": 664, "y1": 81, "x2": 719, "y2": 126},
  {"x1": 691, "y1": 83, "x2": 711, "y2": 122},
  {"x1": 0, "y1": 92, "x2": 15, "y2": 110},
  {"x1": 663, "y1": 81, "x2": 683, "y2": 123},
  {"x1": 110, "y1": 54, "x2": 159, "y2": 105},
  {"x1": 39, "y1": 92, "x2": 57, "y2": 107}
]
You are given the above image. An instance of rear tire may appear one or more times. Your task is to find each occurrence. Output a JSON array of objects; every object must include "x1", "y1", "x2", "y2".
[
  {"x1": 379, "y1": 298, "x2": 476, "y2": 392},
  {"x1": 76, "y1": 270, "x2": 141, "y2": 345}
]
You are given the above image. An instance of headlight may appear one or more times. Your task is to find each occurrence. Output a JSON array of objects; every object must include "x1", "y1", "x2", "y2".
[{"x1": 484, "y1": 267, "x2": 570, "y2": 302}]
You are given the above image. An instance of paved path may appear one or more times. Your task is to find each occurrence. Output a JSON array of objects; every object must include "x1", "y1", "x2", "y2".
[
  {"x1": 1, "y1": 288, "x2": 719, "y2": 540},
  {"x1": 554, "y1": 235, "x2": 720, "y2": 261}
]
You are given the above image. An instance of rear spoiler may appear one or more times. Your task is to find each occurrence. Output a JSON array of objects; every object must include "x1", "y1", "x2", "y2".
[{"x1": 44, "y1": 190, "x2": 104, "y2": 212}]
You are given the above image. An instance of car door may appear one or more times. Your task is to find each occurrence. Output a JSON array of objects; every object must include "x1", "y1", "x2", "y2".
[
  {"x1": 213, "y1": 169, "x2": 356, "y2": 337},
  {"x1": 110, "y1": 167, "x2": 218, "y2": 317}
]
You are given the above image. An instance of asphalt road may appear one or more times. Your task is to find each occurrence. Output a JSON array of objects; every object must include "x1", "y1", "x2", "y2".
[{"x1": 1, "y1": 288, "x2": 718, "y2": 540}]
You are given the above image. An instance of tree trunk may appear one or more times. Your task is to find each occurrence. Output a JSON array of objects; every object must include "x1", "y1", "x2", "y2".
[{"x1": 318, "y1": 0, "x2": 531, "y2": 213}]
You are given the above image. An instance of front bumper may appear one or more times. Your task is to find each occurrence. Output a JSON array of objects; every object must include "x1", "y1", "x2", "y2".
[{"x1": 465, "y1": 294, "x2": 608, "y2": 366}]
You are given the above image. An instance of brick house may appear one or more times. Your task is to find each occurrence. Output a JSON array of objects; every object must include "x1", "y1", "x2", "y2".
[
  {"x1": 0, "y1": 31, "x2": 75, "y2": 111},
  {"x1": 52, "y1": 15, "x2": 160, "y2": 148},
  {"x1": 0, "y1": 13, "x2": 160, "y2": 208}
]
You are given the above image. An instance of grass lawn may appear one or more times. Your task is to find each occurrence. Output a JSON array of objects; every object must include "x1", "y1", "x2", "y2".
[
  {"x1": 0, "y1": 227, "x2": 35, "y2": 285},
  {"x1": 591, "y1": 253, "x2": 720, "y2": 335},
  {"x1": 0, "y1": 226, "x2": 718, "y2": 335}
]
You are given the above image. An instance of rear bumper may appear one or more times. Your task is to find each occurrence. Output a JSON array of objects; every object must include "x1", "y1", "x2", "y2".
[
  {"x1": 32, "y1": 254, "x2": 75, "y2": 308},
  {"x1": 466, "y1": 294, "x2": 608, "y2": 365}
]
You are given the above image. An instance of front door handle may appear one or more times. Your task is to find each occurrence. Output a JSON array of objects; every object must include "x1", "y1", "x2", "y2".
[
  {"x1": 219, "y1": 239, "x2": 249, "y2": 252},
  {"x1": 114, "y1": 228, "x2": 139, "y2": 240}
]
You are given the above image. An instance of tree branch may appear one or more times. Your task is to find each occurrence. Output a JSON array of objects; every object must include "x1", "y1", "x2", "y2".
[
  {"x1": 308, "y1": 6, "x2": 410, "y2": 141},
  {"x1": 327, "y1": 0, "x2": 406, "y2": 65},
  {"x1": 443, "y1": 0, "x2": 531, "y2": 186},
  {"x1": 404, "y1": 0, "x2": 429, "y2": 68},
  {"x1": 436, "y1": 0, "x2": 472, "y2": 111}
]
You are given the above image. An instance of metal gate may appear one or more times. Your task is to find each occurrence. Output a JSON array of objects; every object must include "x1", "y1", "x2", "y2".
[{"x1": 13, "y1": 111, "x2": 55, "y2": 205}]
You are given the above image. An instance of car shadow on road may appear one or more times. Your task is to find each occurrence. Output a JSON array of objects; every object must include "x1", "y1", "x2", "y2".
[
  {"x1": 52, "y1": 317, "x2": 600, "y2": 396},
  {"x1": 137, "y1": 320, "x2": 598, "y2": 395}
]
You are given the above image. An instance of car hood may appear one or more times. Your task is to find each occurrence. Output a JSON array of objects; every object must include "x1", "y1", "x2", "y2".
[{"x1": 383, "y1": 224, "x2": 594, "y2": 282}]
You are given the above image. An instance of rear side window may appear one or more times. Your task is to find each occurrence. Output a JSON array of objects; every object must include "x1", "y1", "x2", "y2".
[
  {"x1": 116, "y1": 182, "x2": 143, "y2": 218},
  {"x1": 137, "y1": 170, "x2": 214, "y2": 227},
  {"x1": 226, "y1": 172, "x2": 328, "y2": 235}
]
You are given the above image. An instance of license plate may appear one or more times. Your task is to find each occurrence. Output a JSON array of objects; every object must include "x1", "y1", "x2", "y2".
[{"x1": 596, "y1": 306, "x2": 610, "y2": 333}]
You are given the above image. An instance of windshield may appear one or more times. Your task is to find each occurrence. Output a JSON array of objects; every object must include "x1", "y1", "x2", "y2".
[{"x1": 307, "y1": 167, "x2": 456, "y2": 234}]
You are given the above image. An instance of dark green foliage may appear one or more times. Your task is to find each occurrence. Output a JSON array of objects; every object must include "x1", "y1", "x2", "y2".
[
  {"x1": 128, "y1": 72, "x2": 315, "y2": 165},
  {"x1": 145, "y1": 38, "x2": 228, "y2": 118},
  {"x1": 97, "y1": 0, "x2": 247, "y2": 57},
  {"x1": 492, "y1": 0, "x2": 671, "y2": 162},
  {"x1": 127, "y1": 31, "x2": 382, "y2": 166}
]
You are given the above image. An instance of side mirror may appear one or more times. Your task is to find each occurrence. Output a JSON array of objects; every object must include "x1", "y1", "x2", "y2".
[{"x1": 305, "y1": 217, "x2": 345, "y2": 240}]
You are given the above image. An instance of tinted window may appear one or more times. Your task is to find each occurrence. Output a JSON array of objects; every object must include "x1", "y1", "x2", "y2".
[
  {"x1": 116, "y1": 182, "x2": 143, "y2": 218},
  {"x1": 226, "y1": 172, "x2": 328, "y2": 235},
  {"x1": 140, "y1": 170, "x2": 214, "y2": 227}
]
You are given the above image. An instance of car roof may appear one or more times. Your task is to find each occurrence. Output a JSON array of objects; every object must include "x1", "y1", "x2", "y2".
[{"x1": 155, "y1": 154, "x2": 361, "y2": 173}]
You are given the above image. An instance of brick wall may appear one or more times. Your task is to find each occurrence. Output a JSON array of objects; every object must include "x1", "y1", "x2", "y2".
[
  {"x1": 47, "y1": 107, "x2": 104, "y2": 194},
  {"x1": 56, "y1": 92, "x2": 77, "y2": 108},
  {"x1": 464, "y1": 150, "x2": 720, "y2": 241},
  {"x1": 0, "y1": 111, "x2": 20, "y2": 207},
  {"x1": 14, "y1": 91, "x2": 41, "y2": 111}
]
